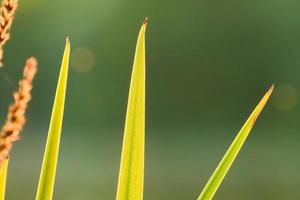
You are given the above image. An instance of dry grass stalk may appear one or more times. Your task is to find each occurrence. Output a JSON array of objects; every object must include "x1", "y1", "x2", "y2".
[
  {"x1": 0, "y1": 0, "x2": 18, "y2": 67},
  {"x1": 0, "y1": 57, "x2": 37, "y2": 166}
]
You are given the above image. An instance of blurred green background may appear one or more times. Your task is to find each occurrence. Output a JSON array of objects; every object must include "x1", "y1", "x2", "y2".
[{"x1": 0, "y1": 0, "x2": 299, "y2": 199}]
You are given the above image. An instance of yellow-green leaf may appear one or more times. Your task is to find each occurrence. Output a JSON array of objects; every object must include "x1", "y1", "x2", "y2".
[
  {"x1": 198, "y1": 85, "x2": 274, "y2": 200},
  {"x1": 116, "y1": 19, "x2": 147, "y2": 200},
  {"x1": 35, "y1": 38, "x2": 70, "y2": 200},
  {"x1": 0, "y1": 159, "x2": 9, "y2": 200}
]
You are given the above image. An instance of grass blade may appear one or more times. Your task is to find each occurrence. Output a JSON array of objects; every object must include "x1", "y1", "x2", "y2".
[
  {"x1": 35, "y1": 38, "x2": 70, "y2": 200},
  {"x1": 0, "y1": 159, "x2": 9, "y2": 200},
  {"x1": 116, "y1": 18, "x2": 147, "y2": 200},
  {"x1": 198, "y1": 85, "x2": 274, "y2": 200}
]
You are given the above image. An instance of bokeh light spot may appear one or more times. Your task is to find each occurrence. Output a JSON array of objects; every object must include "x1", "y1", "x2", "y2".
[
  {"x1": 70, "y1": 47, "x2": 95, "y2": 73},
  {"x1": 272, "y1": 84, "x2": 297, "y2": 111}
]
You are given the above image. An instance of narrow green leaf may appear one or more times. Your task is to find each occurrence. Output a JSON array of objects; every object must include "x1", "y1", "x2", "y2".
[
  {"x1": 198, "y1": 85, "x2": 274, "y2": 200},
  {"x1": 116, "y1": 18, "x2": 147, "y2": 200},
  {"x1": 35, "y1": 38, "x2": 70, "y2": 200},
  {"x1": 0, "y1": 159, "x2": 9, "y2": 200}
]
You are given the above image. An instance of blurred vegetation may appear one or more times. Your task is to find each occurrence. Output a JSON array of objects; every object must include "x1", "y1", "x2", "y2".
[{"x1": 0, "y1": 0, "x2": 299, "y2": 199}]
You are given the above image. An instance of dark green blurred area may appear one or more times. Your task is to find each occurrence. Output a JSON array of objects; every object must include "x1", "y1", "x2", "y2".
[{"x1": 0, "y1": 0, "x2": 300, "y2": 199}]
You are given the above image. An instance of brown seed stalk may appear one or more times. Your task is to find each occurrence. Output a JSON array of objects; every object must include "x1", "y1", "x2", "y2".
[
  {"x1": 0, "y1": 57, "x2": 37, "y2": 166},
  {"x1": 0, "y1": 0, "x2": 18, "y2": 67}
]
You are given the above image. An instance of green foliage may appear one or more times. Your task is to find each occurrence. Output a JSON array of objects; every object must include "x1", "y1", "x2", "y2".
[
  {"x1": 198, "y1": 86, "x2": 273, "y2": 200},
  {"x1": 116, "y1": 19, "x2": 147, "y2": 200},
  {"x1": 0, "y1": 21, "x2": 274, "y2": 200},
  {"x1": 35, "y1": 39, "x2": 70, "y2": 200}
]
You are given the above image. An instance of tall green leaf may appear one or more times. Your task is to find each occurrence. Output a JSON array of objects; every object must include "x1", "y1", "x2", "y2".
[
  {"x1": 116, "y1": 19, "x2": 147, "y2": 200},
  {"x1": 198, "y1": 85, "x2": 274, "y2": 200},
  {"x1": 0, "y1": 159, "x2": 9, "y2": 200},
  {"x1": 35, "y1": 38, "x2": 70, "y2": 200}
]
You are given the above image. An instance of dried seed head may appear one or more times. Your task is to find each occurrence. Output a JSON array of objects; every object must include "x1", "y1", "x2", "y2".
[
  {"x1": 0, "y1": 0, "x2": 18, "y2": 67},
  {"x1": 0, "y1": 57, "x2": 37, "y2": 166}
]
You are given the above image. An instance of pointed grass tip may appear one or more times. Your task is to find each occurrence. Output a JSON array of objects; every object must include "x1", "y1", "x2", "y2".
[
  {"x1": 250, "y1": 84, "x2": 274, "y2": 127},
  {"x1": 143, "y1": 17, "x2": 148, "y2": 25},
  {"x1": 66, "y1": 36, "x2": 70, "y2": 45},
  {"x1": 261, "y1": 84, "x2": 274, "y2": 103},
  {"x1": 268, "y1": 84, "x2": 274, "y2": 95},
  {"x1": 143, "y1": 17, "x2": 148, "y2": 30}
]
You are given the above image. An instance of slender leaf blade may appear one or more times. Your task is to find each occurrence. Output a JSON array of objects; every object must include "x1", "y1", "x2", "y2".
[
  {"x1": 116, "y1": 19, "x2": 147, "y2": 200},
  {"x1": 35, "y1": 38, "x2": 70, "y2": 200},
  {"x1": 198, "y1": 85, "x2": 274, "y2": 200},
  {"x1": 0, "y1": 159, "x2": 9, "y2": 200}
]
